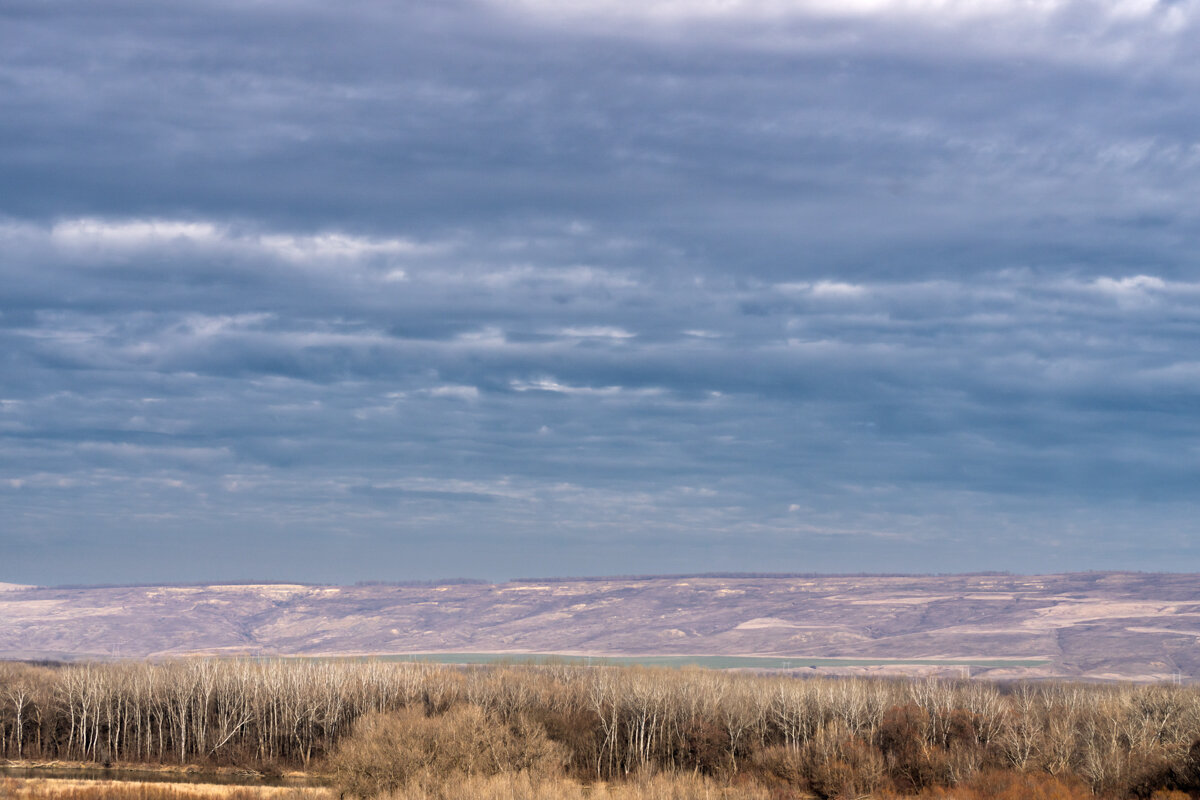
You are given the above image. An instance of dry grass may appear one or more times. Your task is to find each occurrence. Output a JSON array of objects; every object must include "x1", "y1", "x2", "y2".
[
  {"x1": 0, "y1": 763, "x2": 309, "y2": 780},
  {"x1": 0, "y1": 778, "x2": 331, "y2": 800},
  {"x1": 373, "y1": 772, "x2": 778, "y2": 800},
  {"x1": 0, "y1": 774, "x2": 782, "y2": 800}
]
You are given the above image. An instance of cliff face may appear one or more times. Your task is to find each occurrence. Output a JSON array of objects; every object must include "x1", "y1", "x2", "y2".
[{"x1": 2, "y1": 573, "x2": 1198, "y2": 680}]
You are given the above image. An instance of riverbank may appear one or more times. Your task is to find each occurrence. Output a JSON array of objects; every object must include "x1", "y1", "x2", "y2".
[
  {"x1": 0, "y1": 777, "x2": 329, "y2": 800},
  {"x1": 0, "y1": 761, "x2": 319, "y2": 787}
]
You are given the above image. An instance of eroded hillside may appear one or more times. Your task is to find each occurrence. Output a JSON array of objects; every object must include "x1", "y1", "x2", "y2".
[{"x1": 2, "y1": 573, "x2": 1198, "y2": 679}]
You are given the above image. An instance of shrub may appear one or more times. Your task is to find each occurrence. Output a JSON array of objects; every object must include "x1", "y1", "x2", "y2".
[{"x1": 329, "y1": 705, "x2": 566, "y2": 798}]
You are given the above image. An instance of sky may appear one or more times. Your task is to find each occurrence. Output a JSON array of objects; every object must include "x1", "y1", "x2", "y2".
[{"x1": 2, "y1": 0, "x2": 1200, "y2": 585}]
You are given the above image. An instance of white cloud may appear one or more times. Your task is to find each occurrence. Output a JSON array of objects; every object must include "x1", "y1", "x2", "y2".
[
  {"x1": 497, "y1": 0, "x2": 1082, "y2": 21},
  {"x1": 455, "y1": 327, "x2": 508, "y2": 346},
  {"x1": 1091, "y1": 275, "x2": 1166, "y2": 295},
  {"x1": 774, "y1": 280, "x2": 866, "y2": 298},
  {"x1": 489, "y1": 0, "x2": 1199, "y2": 69},
  {"x1": 1086, "y1": 275, "x2": 1170, "y2": 309},
  {"x1": 33, "y1": 217, "x2": 443, "y2": 269},
  {"x1": 494, "y1": 0, "x2": 1196, "y2": 28},
  {"x1": 556, "y1": 326, "x2": 636, "y2": 339},
  {"x1": 510, "y1": 377, "x2": 663, "y2": 397},
  {"x1": 52, "y1": 218, "x2": 221, "y2": 248},
  {"x1": 256, "y1": 232, "x2": 436, "y2": 263},
  {"x1": 367, "y1": 477, "x2": 534, "y2": 501},
  {"x1": 455, "y1": 264, "x2": 637, "y2": 290},
  {"x1": 810, "y1": 280, "x2": 866, "y2": 298},
  {"x1": 425, "y1": 385, "x2": 481, "y2": 400},
  {"x1": 511, "y1": 378, "x2": 621, "y2": 395},
  {"x1": 179, "y1": 313, "x2": 274, "y2": 338}
]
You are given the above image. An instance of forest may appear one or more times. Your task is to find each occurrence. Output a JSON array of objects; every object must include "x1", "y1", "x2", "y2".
[{"x1": 2, "y1": 659, "x2": 1199, "y2": 799}]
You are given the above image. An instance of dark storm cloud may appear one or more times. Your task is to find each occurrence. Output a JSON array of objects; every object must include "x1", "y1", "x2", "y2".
[{"x1": 2, "y1": 0, "x2": 1199, "y2": 582}]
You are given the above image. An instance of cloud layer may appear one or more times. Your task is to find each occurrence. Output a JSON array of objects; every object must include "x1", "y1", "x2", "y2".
[{"x1": 2, "y1": 0, "x2": 1199, "y2": 582}]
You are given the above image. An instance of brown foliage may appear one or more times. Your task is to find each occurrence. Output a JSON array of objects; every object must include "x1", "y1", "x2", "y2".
[
  {"x1": 873, "y1": 770, "x2": 1093, "y2": 800},
  {"x1": 7, "y1": 660, "x2": 1200, "y2": 798},
  {"x1": 329, "y1": 705, "x2": 565, "y2": 798},
  {"x1": 877, "y1": 703, "x2": 935, "y2": 791}
]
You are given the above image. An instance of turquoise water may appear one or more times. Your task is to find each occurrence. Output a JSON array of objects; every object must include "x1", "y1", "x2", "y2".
[{"x1": 366, "y1": 652, "x2": 1049, "y2": 669}]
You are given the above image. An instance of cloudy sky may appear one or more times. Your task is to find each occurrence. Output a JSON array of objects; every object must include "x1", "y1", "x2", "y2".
[{"x1": 2, "y1": 0, "x2": 1199, "y2": 585}]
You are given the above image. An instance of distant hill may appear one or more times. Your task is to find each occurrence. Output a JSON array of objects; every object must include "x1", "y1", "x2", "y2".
[{"x1": 2, "y1": 572, "x2": 1198, "y2": 680}]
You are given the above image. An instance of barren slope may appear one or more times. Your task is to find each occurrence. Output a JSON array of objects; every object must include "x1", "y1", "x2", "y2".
[{"x1": 2, "y1": 573, "x2": 1198, "y2": 680}]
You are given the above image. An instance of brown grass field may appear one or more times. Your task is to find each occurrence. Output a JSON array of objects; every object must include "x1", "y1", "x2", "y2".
[
  {"x1": 7, "y1": 773, "x2": 1197, "y2": 800},
  {"x1": 0, "y1": 778, "x2": 328, "y2": 800},
  {"x1": 0, "y1": 775, "x2": 779, "y2": 800}
]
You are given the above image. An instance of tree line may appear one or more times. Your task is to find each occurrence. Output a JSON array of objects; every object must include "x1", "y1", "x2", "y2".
[{"x1": 3, "y1": 660, "x2": 1200, "y2": 797}]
